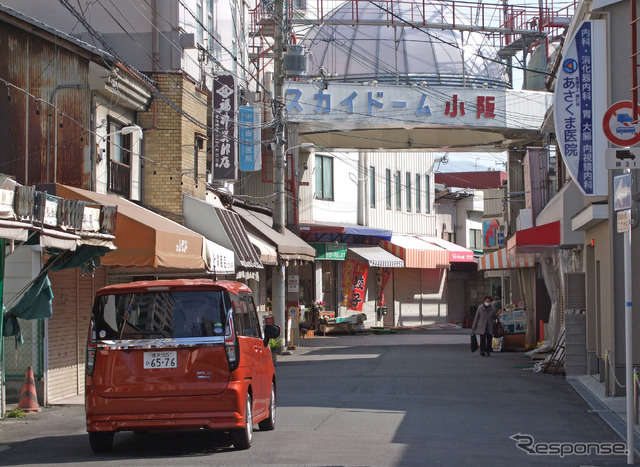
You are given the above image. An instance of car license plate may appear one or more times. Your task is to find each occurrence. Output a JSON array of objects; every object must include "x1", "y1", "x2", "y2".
[{"x1": 144, "y1": 351, "x2": 177, "y2": 369}]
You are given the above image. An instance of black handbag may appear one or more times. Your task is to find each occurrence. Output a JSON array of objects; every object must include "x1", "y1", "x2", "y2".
[
  {"x1": 494, "y1": 320, "x2": 505, "y2": 338},
  {"x1": 470, "y1": 334, "x2": 479, "y2": 352}
]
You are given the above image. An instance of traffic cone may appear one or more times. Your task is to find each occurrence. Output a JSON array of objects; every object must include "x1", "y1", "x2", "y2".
[{"x1": 17, "y1": 366, "x2": 41, "y2": 413}]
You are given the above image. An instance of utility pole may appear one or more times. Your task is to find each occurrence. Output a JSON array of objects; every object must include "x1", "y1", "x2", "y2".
[{"x1": 272, "y1": 0, "x2": 287, "y2": 346}]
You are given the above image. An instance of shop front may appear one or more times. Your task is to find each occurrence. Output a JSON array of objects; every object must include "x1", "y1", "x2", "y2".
[
  {"x1": 478, "y1": 221, "x2": 561, "y2": 351},
  {"x1": 380, "y1": 235, "x2": 450, "y2": 327},
  {"x1": 299, "y1": 222, "x2": 399, "y2": 330},
  {"x1": 38, "y1": 184, "x2": 234, "y2": 403},
  {"x1": 232, "y1": 206, "x2": 316, "y2": 343}
]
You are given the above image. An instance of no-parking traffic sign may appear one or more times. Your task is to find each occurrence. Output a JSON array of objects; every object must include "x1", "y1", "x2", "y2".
[{"x1": 602, "y1": 101, "x2": 640, "y2": 147}]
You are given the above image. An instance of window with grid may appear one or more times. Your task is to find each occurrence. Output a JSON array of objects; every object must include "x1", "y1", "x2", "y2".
[
  {"x1": 395, "y1": 171, "x2": 402, "y2": 210},
  {"x1": 369, "y1": 166, "x2": 376, "y2": 208},
  {"x1": 196, "y1": 1, "x2": 204, "y2": 45},
  {"x1": 415, "y1": 174, "x2": 421, "y2": 212},
  {"x1": 315, "y1": 155, "x2": 334, "y2": 200},
  {"x1": 405, "y1": 172, "x2": 412, "y2": 211},
  {"x1": 470, "y1": 229, "x2": 482, "y2": 250},
  {"x1": 425, "y1": 174, "x2": 431, "y2": 213},
  {"x1": 385, "y1": 169, "x2": 391, "y2": 210},
  {"x1": 261, "y1": 152, "x2": 292, "y2": 183}
]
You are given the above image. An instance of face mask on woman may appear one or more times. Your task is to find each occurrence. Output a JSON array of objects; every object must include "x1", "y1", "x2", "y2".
[{"x1": 484, "y1": 301, "x2": 491, "y2": 306}]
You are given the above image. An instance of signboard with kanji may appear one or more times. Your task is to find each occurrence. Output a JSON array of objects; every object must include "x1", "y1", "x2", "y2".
[
  {"x1": 238, "y1": 106, "x2": 262, "y2": 171},
  {"x1": 553, "y1": 20, "x2": 608, "y2": 196},
  {"x1": 213, "y1": 74, "x2": 237, "y2": 181}
]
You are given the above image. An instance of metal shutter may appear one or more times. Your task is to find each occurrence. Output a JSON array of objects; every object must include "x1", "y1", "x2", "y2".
[{"x1": 47, "y1": 267, "x2": 107, "y2": 402}]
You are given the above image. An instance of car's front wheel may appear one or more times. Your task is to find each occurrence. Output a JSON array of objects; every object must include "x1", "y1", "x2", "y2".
[
  {"x1": 258, "y1": 382, "x2": 276, "y2": 431},
  {"x1": 88, "y1": 431, "x2": 114, "y2": 453},
  {"x1": 231, "y1": 392, "x2": 253, "y2": 450}
]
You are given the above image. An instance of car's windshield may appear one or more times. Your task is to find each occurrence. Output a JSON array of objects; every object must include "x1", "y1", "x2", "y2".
[{"x1": 93, "y1": 290, "x2": 228, "y2": 339}]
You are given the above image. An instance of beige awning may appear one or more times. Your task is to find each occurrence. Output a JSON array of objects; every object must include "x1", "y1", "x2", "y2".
[
  {"x1": 54, "y1": 185, "x2": 229, "y2": 271},
  {"x1": 247, "y1": 232, "x2": 278, "y2": 265}
]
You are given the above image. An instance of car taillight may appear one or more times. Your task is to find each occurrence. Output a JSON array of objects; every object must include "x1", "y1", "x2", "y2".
[
  {"x1": 225, "y1": 313, "x2": 240, "y2": 372},
  {"x1": 86, "y1": 320, "x2": 97, "y2": 377}
]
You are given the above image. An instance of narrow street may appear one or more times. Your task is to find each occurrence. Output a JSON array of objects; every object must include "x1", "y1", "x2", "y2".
[{"x1": 0, "y1": 328, "x2": 630, "y2": 466}]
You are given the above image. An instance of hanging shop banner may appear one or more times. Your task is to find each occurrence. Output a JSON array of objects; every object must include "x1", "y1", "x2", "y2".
[
  {"x1": 377, "y1": 267, "x2": 392, "y2": 306},
  {"x1": 553, "y1": 20, "x2": 608, "y2": 196},
  {"x1": 348, "y1": 261, "x2": 368, "y2": 311},
  {"x1": 213, "y1": 74, "x2": 237, "y2": 181},
  {"x1": 341, "y1": 258, "x2": 357, "y2": 306},
  {"x1": 238, "y1": 106, "x2": 262, "y2": 171}
]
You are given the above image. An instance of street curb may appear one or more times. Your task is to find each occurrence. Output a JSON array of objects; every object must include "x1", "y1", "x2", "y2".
[{"x1": 567, "y1": 376, "x2": 640, "y2": 460}]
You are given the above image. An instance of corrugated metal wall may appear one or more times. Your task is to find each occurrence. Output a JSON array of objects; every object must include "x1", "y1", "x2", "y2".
[
  {"x1": 366, "y1": 151, "x2": 437, "y2": 235},
  {"x1": 0, "y1": 20, "x2": 91, "y2": 187}
]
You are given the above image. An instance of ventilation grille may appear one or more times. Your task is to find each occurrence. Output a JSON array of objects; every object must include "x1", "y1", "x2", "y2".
[{"x1": 564, "y1": 272, "x2": 586, "y2": 310}]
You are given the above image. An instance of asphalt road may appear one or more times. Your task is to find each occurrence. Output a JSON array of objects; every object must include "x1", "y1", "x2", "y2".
[{"x1": 0, "y1": 328, "x2": 632, "y2": 466}]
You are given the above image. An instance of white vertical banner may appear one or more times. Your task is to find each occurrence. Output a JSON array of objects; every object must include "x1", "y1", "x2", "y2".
[{"x1": 553, "y1": 20, "x2": 608, "y2": 196}]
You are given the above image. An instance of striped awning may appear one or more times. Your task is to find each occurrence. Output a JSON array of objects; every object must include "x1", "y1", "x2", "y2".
[
  {"x1": 347, "y1": 245, "x2": 404, "y2": 268},
  {"x1": 380, "y1": 235, "x2": 449, "y2": 268},
  {"x1": 478, "y1": 248, "x2": 535, "y2": 270},
  {"x1": 415, "y1": 236, "x2": 475, "y2": 262}
]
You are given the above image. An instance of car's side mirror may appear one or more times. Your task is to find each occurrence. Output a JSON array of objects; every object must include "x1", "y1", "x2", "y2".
[{"x1": 263, "y1": 324, "x2": 281, "y2": 345}]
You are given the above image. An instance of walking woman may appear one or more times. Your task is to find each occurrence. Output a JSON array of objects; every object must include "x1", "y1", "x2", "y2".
[{"x1": 472, "y1": 295, "x2": 498, "y2": 357}]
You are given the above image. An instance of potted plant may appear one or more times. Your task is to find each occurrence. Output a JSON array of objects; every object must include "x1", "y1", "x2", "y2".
[
  {"x1": 268, "y1": 338, "x2": 282, "y2": 363},
  {"x1": 299, "y1": 321, "x2": 309, "y2": 338}
]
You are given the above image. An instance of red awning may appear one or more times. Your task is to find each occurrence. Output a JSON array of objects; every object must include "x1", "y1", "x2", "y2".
[
  {"x1": 380, "y1": 235, "x2": 449, "y2": 268},
  {"x1": 507, "y1": 221, "x2": 560, "y2": 253}
]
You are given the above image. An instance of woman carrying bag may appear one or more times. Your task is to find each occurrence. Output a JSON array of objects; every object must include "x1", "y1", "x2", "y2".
[{"x1": 471, "y1": 295, "x2": 498, "y2": 357}]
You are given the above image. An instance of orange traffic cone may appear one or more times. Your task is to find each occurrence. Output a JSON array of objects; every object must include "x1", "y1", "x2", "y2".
[{"x1": 17, "y1": 366, "x2": 41, "y2": 413}]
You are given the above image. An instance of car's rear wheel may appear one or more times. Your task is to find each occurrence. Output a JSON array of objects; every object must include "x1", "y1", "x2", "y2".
[
  {"x1": 231, "y1": 392, "x2": 253, "y2": 450},
  {"x1": 258, "y1": 382, "x2": 276, "y2": 431},
  {"x1": 88, "y1": 432, "x2": 114, "y2": 453}
]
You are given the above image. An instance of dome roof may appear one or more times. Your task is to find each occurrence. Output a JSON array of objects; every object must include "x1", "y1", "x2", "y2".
[{"x1": 302, "y1": 1, "x2": 510, "y2": 88}]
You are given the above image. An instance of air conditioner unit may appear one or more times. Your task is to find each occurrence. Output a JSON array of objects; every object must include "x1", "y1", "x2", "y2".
[{"x1": 180, "y1": 33, "x2": 196, "y2": 50}]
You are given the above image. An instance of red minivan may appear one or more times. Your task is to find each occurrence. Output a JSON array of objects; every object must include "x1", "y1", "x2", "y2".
[{"x1": 85, "y1": 279, "x2": 280, "y2": 453}]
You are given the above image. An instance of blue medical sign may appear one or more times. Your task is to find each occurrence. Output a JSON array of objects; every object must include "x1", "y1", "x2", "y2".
[
  {"x1": 238, "y1": 106, "x2": 261, "y2": 172},
  {"x1": 553, "y1": 20, "x2": 607, "y2": 197}
]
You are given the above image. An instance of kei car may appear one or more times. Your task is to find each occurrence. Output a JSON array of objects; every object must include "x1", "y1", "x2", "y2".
[{"x1": 85, "y1": 279, "x2": 280, "y2": 453}]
